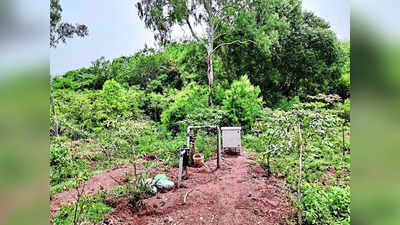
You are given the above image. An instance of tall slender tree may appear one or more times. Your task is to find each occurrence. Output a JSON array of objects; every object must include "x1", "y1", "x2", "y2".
[{"x1": 136, "y1": 0, "x2": 285, "y2": 105}]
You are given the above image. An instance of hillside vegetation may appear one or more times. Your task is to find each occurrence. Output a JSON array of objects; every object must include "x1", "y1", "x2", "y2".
[{"x1": 50, "y1": 1, "x2": 350, "y2": 224}]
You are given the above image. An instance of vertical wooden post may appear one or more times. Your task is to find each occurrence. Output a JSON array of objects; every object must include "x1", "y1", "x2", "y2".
[{"x1": 297, "y1": 124, "x2": 304, "y2": 225}]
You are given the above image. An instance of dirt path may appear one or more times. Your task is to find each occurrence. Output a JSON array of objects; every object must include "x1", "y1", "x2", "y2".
[{"x1": 100, "y1": 153, "x2": 293, "y2": 225}]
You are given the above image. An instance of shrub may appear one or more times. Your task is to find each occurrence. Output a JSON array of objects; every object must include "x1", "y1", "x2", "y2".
[
  {"x1": 161, "y1": 83, "x2": 208, "y2": 133},
  {"x1": 222, "y1": 75, "x2": 263, "y2": 131},
  {"x1": 50, "y1": 145, "x2": 88, "y2": 186},
  {"x1": 52, "y1": 81, "x2": 142, "y2": 137},
  {"x1": 275, "y1": 96, "x2": 300, "y2": 111},
  {"x1": 301, "y1": 183, "x2": 350, "y2": 225},
  {"x1": 53, "y1": 191, "x2": 111, "y2": 225},
  {"x1": 101, "y1": 79, "x2": 128, "y2": 115},
  {"x1": 140, "y1": 91, "x2": 170, "y2": 121}
]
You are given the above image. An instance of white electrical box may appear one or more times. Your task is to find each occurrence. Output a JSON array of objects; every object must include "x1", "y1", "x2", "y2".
[{"x1": 221, "y1": 127, "x2": 241, "y2": 148}]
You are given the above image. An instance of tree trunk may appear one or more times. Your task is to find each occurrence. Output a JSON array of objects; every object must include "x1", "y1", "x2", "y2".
[
  {"x1": 207, "y1": 52, "x2": 214, "y2": 106},
  {"x1": 50, "y1": 77, "x2": 59, "y2": 137},
  {"x1": 206, "y1": 10, "x2": 214, "y2": 106},
  {"x1": 297, "y1": 125, "x2": 304, "y2": 225}
]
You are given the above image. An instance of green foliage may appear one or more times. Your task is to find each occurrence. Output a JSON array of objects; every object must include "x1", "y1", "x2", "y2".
[
  {"x1": 244, "y1": 99, "x2": 350, "y2": 225},
  {"x1": 161, "y1": 83, "x2": 209, "y2": 133},
  {"x1": 222, "y1": 76, "x2": 263, "y2": 130},
  {"x1": 252, "y1": 109, "x2": 297, "y2": 175},
  {"x1": 50, "y1": 2, "x2": 351, "y2": 223},
  {"x1": 53, "y1": 191, "x2": 111, "y2": 225},
  {"x1": 335, "y1": 98, "x2": 350, "y2": 122},
  {"x1": 102, "y1": 80, "x2": 129, "y2": 115},
  {"x1": 139, "y1": 91, "x2": 170, "y2": 121},
  {"x1": 301, "y1": 183, "x2": 350, "y2": 225},
  {"x1": 191, "y1": 130, "x2": 218, "y2": 161},
  {"x1": 52, "y1": 81, "x2": 142, "y2": 136},
  {"x1": 218, "y1": 0, "x2": 344, "y2": 106},
  {"x1": 50, "y1": 144, "x2": 89, "y2": 186},
  {"x1": 343, "y1": 98, "x2": 350, "y2": 122},
  {"x1": 276, "y1": 96, "x2": 300, "y2": 111}
]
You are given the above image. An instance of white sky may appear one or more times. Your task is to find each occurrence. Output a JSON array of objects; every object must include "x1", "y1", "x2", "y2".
[{"x1": 49, "y1": 0, "x2": 350, "y2": 76}]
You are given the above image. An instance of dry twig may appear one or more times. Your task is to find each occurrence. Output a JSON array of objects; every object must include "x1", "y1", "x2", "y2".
[{"x1": 183, "y1": 189, "x2": 195, "y2": 205}]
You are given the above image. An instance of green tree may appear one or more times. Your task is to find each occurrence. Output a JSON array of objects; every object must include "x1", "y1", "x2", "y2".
[
  {"x1": 50, "y1": 0, "x2": 88, "y2": 48},
  {"x1": 219, "y1": 0, "x2": 343, "y2": 105},
  {"x1": 101, "y1": 80, "x2": 129, "y2": 115},
  {"x1": 136, "y1": 0, "x2": 285, "y2": 105},
  {"x1": 222, "y1": 76, "x2": 263, "y2": 130},
  {"x1": 161, "y1": 83, "x2": 209, "y2": 133}
]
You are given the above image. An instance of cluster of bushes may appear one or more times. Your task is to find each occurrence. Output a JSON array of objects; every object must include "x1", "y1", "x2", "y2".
[
  {"x1": 53, "y1": 73, "x2": 263, "y2": 139},
  {"x1": 53, "y1": 190, "x2": 111, "y2": 225},
  {"x1": 50, "y1": 142, "x2": 88, "y2": 186},
  {"x1": 243, "y1": 98, "x2": 350, "y2": 225},
  {"x1": 53, "y1": 79, "x2": 142, "y2": 136},
  {"x1": 160, "y1": 76, "x2": 263, "y2": 134},
  {"x1": 53, "y1": 38, "x2": 350, "y2": 107},
  {"x1": 302, "y1": 183, "x2": 350, "y2": 225}
]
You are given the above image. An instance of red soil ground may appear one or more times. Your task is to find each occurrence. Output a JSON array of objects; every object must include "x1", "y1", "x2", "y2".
[{"x1": 50, "y1": 152, "x2": 293, "y2": 224}]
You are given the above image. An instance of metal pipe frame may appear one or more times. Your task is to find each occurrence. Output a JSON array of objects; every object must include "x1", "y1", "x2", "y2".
[
  {"x1": 186, "y1": 125, "x2": 221, "y2": 168},
  {"x1": 178, "y1": 125, "x2": 222, "y2": 188}
]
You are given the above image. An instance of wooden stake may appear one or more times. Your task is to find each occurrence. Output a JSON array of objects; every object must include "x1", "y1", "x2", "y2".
[{"x1": 297, "y1": 124, "x2": 304, "y2": 225}]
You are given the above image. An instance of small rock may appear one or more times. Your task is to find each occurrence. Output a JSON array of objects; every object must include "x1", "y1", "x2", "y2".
[
  {"x1": 248, "y1": 193, "x2": 252, "y2": 197},
  {"x1": 253, "y1": 209, "x2": 259, "y2": 215}
]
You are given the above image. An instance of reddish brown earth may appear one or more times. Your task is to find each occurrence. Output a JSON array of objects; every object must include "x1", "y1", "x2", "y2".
[
  {"x1": 50, "y1": 152, "x2": 294, "y2": 224},
  {"x1": 100, "y1": 154, "x2": 293, "y2": 225},
  {"x1": 50, "y1": 160, "x2": 173, "y2": 219},
  {"x1": 50, "y1": 164, "x2": 134, "y2": 219}
]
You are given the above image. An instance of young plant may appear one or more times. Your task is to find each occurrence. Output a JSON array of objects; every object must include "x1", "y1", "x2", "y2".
[
  {"x1": 289, "y1": 102, "x2": 339, "y2": 224},
  {"x1": 253, "y1": 110, "x2": 296, "y2": 177},
  {"x1": 71, "y1": 171, "x2": 89, "y2": 225},
  {"x1": 113, "y1": 119, "x2": 151, "y2": 210}
]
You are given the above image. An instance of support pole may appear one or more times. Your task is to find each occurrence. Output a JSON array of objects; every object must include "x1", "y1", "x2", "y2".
[
  {"x1": 177, "y1": 150, "x2": 185, "y2": 188},
  {"x1": 217, "y1": 126, "x2": 221, "y2": 168},
  {"x1": 179, "y1": 125, "x2": 221, "y2": 188},
  {"x1": 186, "y1": 126, "x2": 191, "y2": 147}
]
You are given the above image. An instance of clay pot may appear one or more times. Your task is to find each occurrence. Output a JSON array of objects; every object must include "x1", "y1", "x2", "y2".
[{"x1": 193, "y1": 153, "x2": 204, "y2": 167}]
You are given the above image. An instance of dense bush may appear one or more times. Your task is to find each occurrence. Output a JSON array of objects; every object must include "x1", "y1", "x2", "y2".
[
  {"x1": 50, "y1": 144, "x2": 88, "y2": 186},
  {"x1": 101, "y1": 80, "x2": 129, "y2": 115},
  {"x1": 52, "y1": 80, "x2": 142, "y2": 136},
  {"x1": 302, "y1": 183, "x2": 350, "y2": 225},
  {"x1": 53, "y1": 191, "x2": 111, "y2": 225},
  {"x1": 244, "y1": 100, "x2": 350, "y2": 225},
  {"x1": 343, "y1": 98, "x2": 350, "y2": 122},
  {"x1": 275, "y1": 96, "x2": 300, "y2": 111},
  {"x1": 161, "y1": 83, "x2": 209, "y2": 133},
  {"x1": 222, "y1": 76, "x2": 263, "y2": 131},
  {"x1": 139, "y1": 91, "x2": 170, "y2": 121}
]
